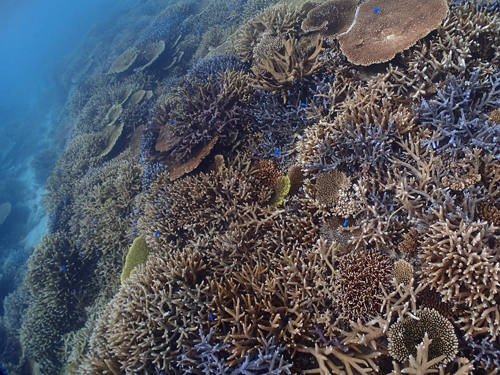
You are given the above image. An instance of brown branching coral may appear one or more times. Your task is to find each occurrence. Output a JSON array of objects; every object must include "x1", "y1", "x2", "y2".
[
  {"x1": 420, "y1": 219, "x2": 500, "y2": 339},
  {"x1": 300, "y1": 343, "x2": 381, "y2": 375},
  {"x1": 142, "y1": 155, "x2": 273, "y2": 254},
  {"x1": 249, "y1": 34, "x2": 324, "y2": 99},
  {"x1": 333, "y1": 249, "x2": 394, "y2": 326},
  {"x1": 81, "y1": 156, "x2": 324, "y2": 371},
  {"x1": 297, "y1": 72, "x2": 417, "y2": 172},
  {"x1": 235, "y1": 3, "x2": 322, "y2": 100},
  {"x1": 388, "y1": 308, "x2": 458, "y2": 367},
  {"x1": 390, "y1": 3, "x2": 500, "y2": 99},
  {"x1": 337, "y1": 0, "x2": 448, "y2": 66},
  {"x1": 151, "y1": 77, "x2": 246, "y2": 177},
  {"x1": 236, "y1": 3, "x2": 305, "y2": 62},
  {"x1": 79, "y1": 247, "x2": 211, "y2": 374}
]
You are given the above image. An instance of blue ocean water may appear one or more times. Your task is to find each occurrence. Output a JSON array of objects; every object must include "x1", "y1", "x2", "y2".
[{"x1": 0, "y1": 0, "x2": 129, "y2": 356}]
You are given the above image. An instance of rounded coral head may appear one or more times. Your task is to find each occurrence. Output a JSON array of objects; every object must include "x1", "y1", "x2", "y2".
[{"x1": 388, "y1": 308, "x2": 458, "y2": 366}]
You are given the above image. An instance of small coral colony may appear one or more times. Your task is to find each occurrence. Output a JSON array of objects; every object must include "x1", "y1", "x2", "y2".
[{"x1": 2, "y1": 0, "x2": 500, "y2": 374}]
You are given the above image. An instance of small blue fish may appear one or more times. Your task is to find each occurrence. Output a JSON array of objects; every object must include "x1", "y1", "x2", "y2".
[
  {"x1": 343, "y1": 220, "x2": 348, "y2": 227},
  {"x1": 57, "y1": 168, "x2": 62, "y2": 174},
  {"x1": 275, "y1": 148, "x2": 279, "y2": 157},
  {"x1": 170, "y1": 121, "x2": 174, "y2": 125},
  {"x1": 301, "y1": 103, "x2": 307, "y2": 107},
  {"x1": 154, "y1": 231, "x2": 158, "y2": 238},
  {"x1": 62, "y1": 265, "x2": 66, "y2": 271},
  {"x1": 120, "y1": 49, "x2": 125, "y2": 53},
  {"x1": 209, "y1": 313, "x2": 213, "y2": 321},
  {"x1": 374, "y1": 7, "x2": 380, "y2": 14}
]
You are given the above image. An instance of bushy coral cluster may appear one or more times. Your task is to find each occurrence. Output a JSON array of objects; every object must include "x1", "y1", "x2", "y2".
[{"x1": 333, "y1": 249, "x2": 394, "y2": 326}]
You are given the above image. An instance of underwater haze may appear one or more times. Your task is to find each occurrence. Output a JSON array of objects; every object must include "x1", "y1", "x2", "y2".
[
  {"x1": 0, "y1": 0, "x2": 131, "y2": 367},
  {"x1": 0, "y1": 0, "x2": 128, "y2": 122}
]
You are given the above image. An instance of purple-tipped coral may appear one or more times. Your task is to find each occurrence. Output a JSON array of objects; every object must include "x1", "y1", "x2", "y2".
[{"x1": 416, "y1": 71, "x2": 500, "y2": 156}]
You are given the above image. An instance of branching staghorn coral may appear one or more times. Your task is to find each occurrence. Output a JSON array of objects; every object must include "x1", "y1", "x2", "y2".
[
  {"x1": 416, "y1": 71, "x2": 500, "y2": 157},
  {"x1": 389, "y1": 2, "x2": 500, "y2": 99},
  {"x1": 180, "y1": 328, "x2": 292, "y2": 374},
  {"x1": 248, "y1": 34, "x2": 324, "y2": 100},
  {"x1": 419, "y1": 219, "x2": 500, "y2": 339},
  {"x1": 236, "y1": 3, "x2": 306, "y2": 62},
  {"x1": 151, "y1": 76, "x2": 246, "y2": 178}
]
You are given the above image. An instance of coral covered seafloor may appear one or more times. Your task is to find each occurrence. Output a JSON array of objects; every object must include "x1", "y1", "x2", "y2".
[{"x1": 1, "y1": 0, "x2": 500, "y2": 374}]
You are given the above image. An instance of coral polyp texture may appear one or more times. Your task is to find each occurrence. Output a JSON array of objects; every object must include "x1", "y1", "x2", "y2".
[
  {"x1": 2, "y1": 0, "x2": 500, "y2": 374},
  {"x1": 388, "y1": 308, "x2": 458, "y2": 367}
]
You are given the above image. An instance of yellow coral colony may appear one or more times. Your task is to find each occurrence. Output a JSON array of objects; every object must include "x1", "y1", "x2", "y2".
[{"x1": 120, "y1": 236, "x2": 150, "y2": 284}]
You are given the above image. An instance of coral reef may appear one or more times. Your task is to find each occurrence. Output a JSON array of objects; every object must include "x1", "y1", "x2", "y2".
[{"x1": 4, "y1": 0, "x2": 500, "y2": 374}]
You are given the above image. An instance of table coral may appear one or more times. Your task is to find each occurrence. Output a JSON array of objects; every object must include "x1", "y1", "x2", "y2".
[
  {"x1": 337, "y1": 0, "x2": 448, "y2": 66},
  {"x1": 301, "y1": 0, "x2": 357, "y2": 38}
]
